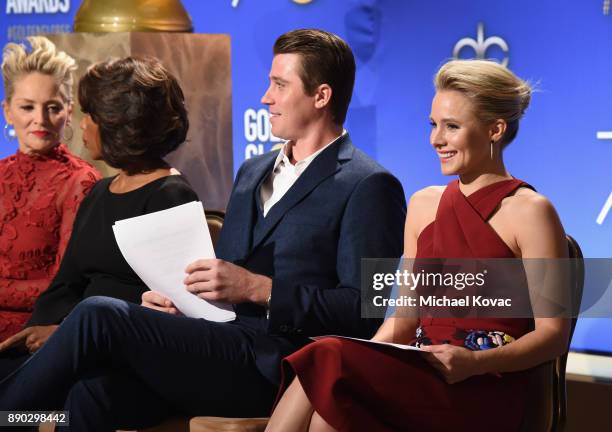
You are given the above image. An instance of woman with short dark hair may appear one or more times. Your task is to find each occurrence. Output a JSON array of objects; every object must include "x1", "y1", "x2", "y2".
[
  {"x1": 77, "y1": 56, "x2": 188, "y2": 175},
  {"x1": 0, "y1": 56, "x2": 199, "y2": 374}
]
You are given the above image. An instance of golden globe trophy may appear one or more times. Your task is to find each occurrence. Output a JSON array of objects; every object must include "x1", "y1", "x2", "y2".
[
  {"x1": 45, "y1": 1, "x2": 232, "y2": 210},
  {"x1": 74, "y1": 0, "x2": 193, "y2": 32}
]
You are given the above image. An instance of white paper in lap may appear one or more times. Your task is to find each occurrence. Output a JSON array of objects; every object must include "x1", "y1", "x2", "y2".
[
  {"x1": 112, "y1": 201, "x2": 235, "y2": 322},
  {"x1": 310, "y1": 335, "x2": 422, "y2": 351}
]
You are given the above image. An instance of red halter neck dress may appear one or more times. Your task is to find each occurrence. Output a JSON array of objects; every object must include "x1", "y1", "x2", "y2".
[{"x1": 279, "y1": 179, "x2": 534, "y2": 432}]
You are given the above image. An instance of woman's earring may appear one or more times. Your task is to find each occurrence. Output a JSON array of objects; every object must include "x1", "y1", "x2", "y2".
[
  {"x1": 3, "y1": 123, "x2": 16, "y2": 143},
  {"x1": 62, "y1": 124, "x2": 74, "y2": 142},
  {"x1": 490, "y1": 140, "x2": 494, "y2": 160}
]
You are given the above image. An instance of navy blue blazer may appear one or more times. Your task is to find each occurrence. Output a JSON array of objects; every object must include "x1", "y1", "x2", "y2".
[{"x1": 216, "y1": 134, "x2": 406, "y2": 384}]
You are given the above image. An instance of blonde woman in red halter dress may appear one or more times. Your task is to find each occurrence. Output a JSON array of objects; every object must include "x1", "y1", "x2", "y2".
[{"x1": 266, "y1": 60, "x2": 570, "y2": 432}]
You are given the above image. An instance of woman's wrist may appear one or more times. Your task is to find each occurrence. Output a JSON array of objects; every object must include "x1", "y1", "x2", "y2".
[{"x1": 471, "y1": 349, "x2": 493, "y2": 376}]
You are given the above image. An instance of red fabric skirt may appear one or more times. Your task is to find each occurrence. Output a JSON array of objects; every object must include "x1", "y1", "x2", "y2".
[{"x1": 281, "y1": 337, "x2": 528, "y2": 432}]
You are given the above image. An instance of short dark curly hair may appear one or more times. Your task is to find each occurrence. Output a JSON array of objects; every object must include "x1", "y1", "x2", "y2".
[{"x1": 78, "y1": 56, "x2": 188, "y2": 174}]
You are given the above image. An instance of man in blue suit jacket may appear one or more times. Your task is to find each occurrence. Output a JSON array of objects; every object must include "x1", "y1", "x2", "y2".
[{"x1": 0, "y1": 29, "x2": 405, "y2": 430}]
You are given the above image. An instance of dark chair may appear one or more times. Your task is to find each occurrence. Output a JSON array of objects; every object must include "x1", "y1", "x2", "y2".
[
  {"x1": 205, "y1": 209, "x2": 225, "y2": 248},
  {"x1": 520, "y1": 235, "x2": 584, "y2": 432}
]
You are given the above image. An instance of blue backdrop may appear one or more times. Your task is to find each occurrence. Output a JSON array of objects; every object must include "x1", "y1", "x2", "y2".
[{"x1": 1, "y1": 0, "x2": 611, "y2": 355}]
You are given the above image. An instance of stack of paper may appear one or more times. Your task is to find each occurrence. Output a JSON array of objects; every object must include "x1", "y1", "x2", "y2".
[
  {"x1": 310, "y1": 335, "x2": 422, "y2": 351},
  {"x1": 112, "y1": 201, "x2": 235, "y2": 322}
]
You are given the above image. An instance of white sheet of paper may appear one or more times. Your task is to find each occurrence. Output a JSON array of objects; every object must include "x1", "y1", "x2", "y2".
[
  {"x1": 310, "y1": 335, "x2": 422, "y2": 351},
  {"x1": 112, "y1": 201, "x2": 235, "y2": 322}
]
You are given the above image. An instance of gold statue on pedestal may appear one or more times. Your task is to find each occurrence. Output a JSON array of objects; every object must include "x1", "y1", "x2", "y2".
[{"x1": 74, "y1": 0, "x2": 193, "y2": 32}]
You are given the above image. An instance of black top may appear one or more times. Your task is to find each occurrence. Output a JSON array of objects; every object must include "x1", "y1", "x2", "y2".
[{"x1": 28, "y1": 175, "x2": 199, "y2": 326}]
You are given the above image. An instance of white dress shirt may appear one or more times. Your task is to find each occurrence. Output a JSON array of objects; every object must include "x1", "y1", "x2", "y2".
[{"x1": 260, "y1": 131, "x2": 347, "y2": 217}]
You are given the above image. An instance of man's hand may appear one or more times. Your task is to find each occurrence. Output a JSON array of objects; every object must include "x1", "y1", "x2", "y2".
[
  {"x1": 141, "y1": 291, "x2": 179, "y2": 314},
  {"x1": 420, "y1": 344, "x2": 480, "y2": 384},
  {"x1": 0, "y1": 325, "x2": 59, "y2": 354},
  {"x1": 184, "y1": 259, "x2": 271, "y2": 305}
]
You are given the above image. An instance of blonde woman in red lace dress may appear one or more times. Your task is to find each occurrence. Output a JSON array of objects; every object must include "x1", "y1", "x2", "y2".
[{"x1": 0, "y1": 37, "x2": 100, "y2": 343}]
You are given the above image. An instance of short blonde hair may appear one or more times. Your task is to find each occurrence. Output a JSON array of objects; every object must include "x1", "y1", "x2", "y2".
[
  {"x1": 2, "y1": 36, "x2": 76, "y2": 102},
  {"x1": 434, "y1": 59, "x2": 532, "y2": 146}
]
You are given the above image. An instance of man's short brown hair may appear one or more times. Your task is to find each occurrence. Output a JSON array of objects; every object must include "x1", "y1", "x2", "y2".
[{"x1": 273, "y1": 29, "x2": 355, "y2": 125}]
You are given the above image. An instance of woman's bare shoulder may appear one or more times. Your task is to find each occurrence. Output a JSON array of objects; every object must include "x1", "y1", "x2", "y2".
[
  {"x1": 407, "y1": 185, "x2": 446, "y2": 234},
  {"x1": 410, "y1": 185, "x2": 445, "y2": 204},
  {"x1": 503, "y1": 187, "x2": 558, "y2": 222},
  {"x1": 410, "y1": 185, "x2": 445, "y2": 211},
  {"x1": 501, "y1": 187, "x2": 566, "y2": 257}
]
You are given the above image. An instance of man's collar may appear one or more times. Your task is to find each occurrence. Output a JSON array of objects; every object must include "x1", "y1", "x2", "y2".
[{"x1": 273, "y1": 129, "x2": 347, "y2": 170}]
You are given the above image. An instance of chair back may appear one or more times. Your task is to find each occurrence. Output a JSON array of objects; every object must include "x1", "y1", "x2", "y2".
[
  {"x1": 206, "y1": 209, "x2": 225, "y2": 248},
  {"x1": 520, "y1": 234, "x2": 584, "y2": 432}
]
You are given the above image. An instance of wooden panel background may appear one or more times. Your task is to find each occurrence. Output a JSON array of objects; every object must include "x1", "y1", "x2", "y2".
[{"x1": 47, "y1": 32, "x2": 233, "y2": 211}]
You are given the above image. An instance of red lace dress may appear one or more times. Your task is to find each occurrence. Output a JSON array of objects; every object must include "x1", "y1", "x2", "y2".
[
  {"x1": 280, "y1": 179, "x2": 534, "y2": 432},
  {"x1": 0, "y1": 144, "x2": 100, "y2": 341}
]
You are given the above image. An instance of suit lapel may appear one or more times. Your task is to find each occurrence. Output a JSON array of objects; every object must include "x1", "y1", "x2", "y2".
[
  {"x1": 250, "y1": 134, "x2": 354, "y2": 251},
  {"x1": 221, "y1": 152, "x2": 276, "y2": 263}
]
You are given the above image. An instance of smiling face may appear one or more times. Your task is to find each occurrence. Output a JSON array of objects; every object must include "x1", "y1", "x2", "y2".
[
  {"x1": 79, "y1": 113, "x2": 102, "y2": 160},
  {"x1": 260, "y1": 53, "x2": 319, "y2": 141},
  {"x1": 3, "y1": 72, "x2": 71, "y2": 156},
  {"x1": 429, "y1": 90, "x2": 496, "y2": 177}
]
